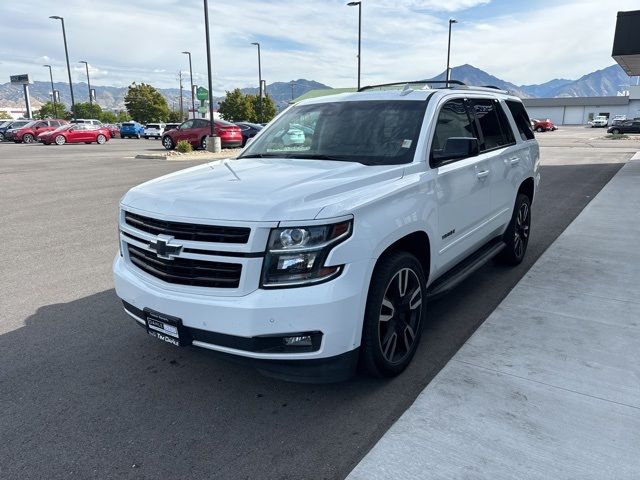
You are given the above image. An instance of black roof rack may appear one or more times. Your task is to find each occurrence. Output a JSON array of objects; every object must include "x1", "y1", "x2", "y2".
[
  {"x1": 481, "y1": 85, "x2": 502, "y2": 90},
  {"x1": 358, "y1": 79, "x2": 466, "y2": 92}
]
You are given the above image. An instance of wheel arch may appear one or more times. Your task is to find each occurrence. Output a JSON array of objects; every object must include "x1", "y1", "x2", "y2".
[
  {"x1": 373, "y1": 230, "x2": 431, "y2": 284},
  {"x1": 518, "y1": 177, "x2": 535, "y2": 203}
]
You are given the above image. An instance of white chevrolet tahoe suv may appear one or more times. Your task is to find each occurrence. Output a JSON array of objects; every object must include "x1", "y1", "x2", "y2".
[{"x1": 113, "y1": 81, "x2": 540, "y2": 382}]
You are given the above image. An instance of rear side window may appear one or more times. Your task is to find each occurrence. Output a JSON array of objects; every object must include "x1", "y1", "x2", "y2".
[
  {"x1": 469, "y1": 99, "x2": 514, "y2": 151},
  {"x1": 431, "y1": 99, "x2": 476, "y2": 155},
  {"x1": 506, "y1": 100, "x2": 535, "y2": 141}
]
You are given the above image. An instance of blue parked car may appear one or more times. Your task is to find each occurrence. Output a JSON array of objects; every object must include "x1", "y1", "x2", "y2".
[{"x1": 120, "y1": 121, "x2": 145, "y2": 139}]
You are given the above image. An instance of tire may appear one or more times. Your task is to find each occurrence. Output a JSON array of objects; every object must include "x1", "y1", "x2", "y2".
[
  {"x1": 162, "y1": 136, "x2": 174, "y2": 150},
  {"x1": 23, "y1": 133, "x2": 34, "y2": 144},
  {"x1": 136, "y1": 134, "x2": 141, "y2": 139},
  {"x1": 360, "y1": 251, "x2": 426, "y2": 377},
  {"x1": 611, "y1": 129, "x2": 620, "y2": 135},
  {"x1": 498, "y1": 193, "x2": 531, "y2": 266},
  {"x1": 536, "y1": 127, "x2": 544, "y2": 132},
  {"x1": 55, "y1": 135, "x2": 66, "y2": 145},
  {"x1": 200, "y1": 136, "x2": 208, "y2": 150},
  {"x1": 0, "y1": 133, "x2": 4, "y2": 142},
  {"x1": 97, "y1": 134, "x2": 106, "y2": 145}
]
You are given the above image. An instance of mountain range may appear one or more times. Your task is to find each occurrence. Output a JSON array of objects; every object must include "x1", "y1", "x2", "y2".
[{"x1": 0, "y1": 64, "x2": 633, "y2": 111}]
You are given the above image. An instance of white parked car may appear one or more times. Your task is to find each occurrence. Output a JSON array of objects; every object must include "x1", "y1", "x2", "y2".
[
  {"x1": 113, "y1": 82, "x2": 540, "y2": 381},
  {"x1": 591, "y1": 115, "x2": 609, "y2": 128},
  {"x1": 70, "y1": 118, "x2": 103, "y2": 126},
  {"x1": 144, "y1": 123, "x2": 166, "y2": 139}
]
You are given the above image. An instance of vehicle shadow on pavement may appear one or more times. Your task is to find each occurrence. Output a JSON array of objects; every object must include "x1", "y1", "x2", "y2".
[{"x1": 0, "y1": 161, "x2": 628, "y2": 480}]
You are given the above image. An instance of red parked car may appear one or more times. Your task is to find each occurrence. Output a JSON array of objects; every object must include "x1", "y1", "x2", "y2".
[
  {"x1": 8, "y1": 119, "x2": 68, "y2": 143},
  {"x1": 161, "y1": 119, "x2": 243, "y2": 150},
  {"x1": 38, "y1": 124, "x2": 111, "y2": 145},
  {"x1": 531, "y1": 118, "x2": 557, "y2": 132}
]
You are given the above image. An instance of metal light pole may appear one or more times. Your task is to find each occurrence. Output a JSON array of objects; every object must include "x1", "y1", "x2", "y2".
[
  {"x1": 182, "y1": 51, "x2": 195, "y2": 118},
  {"x1": 43, "y1": 64, "x2": 58, "y2": 117},
  {"x1": 203, "y1": 0, "x2": 219, "y2": 151},
  {"x1": 347, "y1": 1, "x2": 362, "y2": 90},
  {"x1": 49, "y1": 16, "x2": 75, "y2": 113},
  {"x1": 446, "y1": 18, "x2": 458, "y2": 87},
  {"x1": 79, "y1": 61, "x2": 92, "y2": 104},
  {"x1": 290, "y1": 81, "x2": 296, "y2": 101},
  {"x1": 251, "y1": 42, "x2": 262, "y2": 123}
]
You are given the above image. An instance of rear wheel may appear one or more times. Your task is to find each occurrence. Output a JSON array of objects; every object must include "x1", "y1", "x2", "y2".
[
  {"x1": 0, "y1": 133, "x2": 4, "y2": 141},
  {"x1": 23, "y1": 133, "x2": 34, "y2": 144},
  {"x1": 200, "y1": 136, "x2": 208, "y2": 150},
  {"x1": 360, "y1": 252, "x2": 426, "y2": 377},
  {"x1": 55, "y1": 135, "x2": 66, "y2": 145},
  {"x1": 136, "y1": 133, "x2": 141, "y2": 139},
  {"x1": 611, "y1": 128, "x2": 621, "y2": 135},
  {"x1": 96, "y1": 134, "x2": 107, "y2": 144},
  {"x1": 498, "y1": 193, "x2": 531, "y2": 265},
  {"x1": 162, "y1": 136, "x2": 174, "y2": 150}
]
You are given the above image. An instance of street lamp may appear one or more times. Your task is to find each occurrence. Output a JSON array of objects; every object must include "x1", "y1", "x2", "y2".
[
  {"x1": 43, "y1": 64, "x2": 59, "y2": 117},
  {"x1": 49, "y1": 16, "x2": 75, "y2": 113},
  {"x1": 251, "y1": 42, "x2": 263, "y2": 123},
  {"x1": 347, "y1": 1, "x2": 362, "y2": 90},
  {"x1": 182, "y1": 51, "x2": 195, "y2": 118},
  {"x1": 446, "y1": 18, "x2": 458, "y2": 87},
  {"x1": 79, "y1": 60, "x2": 92, "y2": 104},
  {"x1": 203, "y1": 0, "x2": 218, "y2": 150},
  {"x1": 290, "y1": 81, "x2": 296, "y2": 101}
]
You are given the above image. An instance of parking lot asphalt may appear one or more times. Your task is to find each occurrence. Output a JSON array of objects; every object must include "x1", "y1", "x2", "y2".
[{"x1": 0, "y1": 130, "x2": 636, "y2": 480}]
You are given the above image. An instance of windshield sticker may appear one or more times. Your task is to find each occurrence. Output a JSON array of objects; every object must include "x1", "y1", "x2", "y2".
[{"x1": 401, "y1": 139, "x2": 412, "y2": 149}]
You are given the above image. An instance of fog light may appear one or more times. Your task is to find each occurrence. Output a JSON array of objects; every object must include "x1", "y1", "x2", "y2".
[{"x1": 283, "y1": 335, "x2": 312, "y2": 347}]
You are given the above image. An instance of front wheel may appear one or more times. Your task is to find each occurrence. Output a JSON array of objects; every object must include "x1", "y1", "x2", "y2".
[
  {"x1": 360, "y1": 252, "x2": 426, "y2": 377},
  {"x1": 611, "y1": 129, "x2": 620, "y2": 135},
  {"x1": 162, "y1": 136, "x2": 174, "y2": 150},
  {"x1": 498, "y1": 193, "x2": 531, "y2": 265},
  {"x1": 96, "y1": 134, "x2": 107, "y2": 144},
  {"x1": 23, "y1": 133, "x2": 35, "y2": 144},
  {"x1": 536, "y1": 127, "x2": 544, "y2": 132},
  {"x1": 55, "y1": 135, "x2": 66, "y2": 145},
  {"x1": 136, "y1": 133, "x2": 141, "y2": 139},
  {"x1": 200, "y1": 136, "x2": 208, "y2": 150}
]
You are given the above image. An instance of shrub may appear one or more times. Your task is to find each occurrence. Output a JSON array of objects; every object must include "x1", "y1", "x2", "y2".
[
  {"x1": 176, "y1": 140, "x2": 193, "y2": 153},
  {"x1": 605, "y1": 134, "x2": 629, "y2": 140}
]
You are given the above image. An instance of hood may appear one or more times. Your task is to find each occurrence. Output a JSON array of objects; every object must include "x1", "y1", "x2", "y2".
[{"x1": 121, "y1": 157, "x2": 404, "y2": 222}]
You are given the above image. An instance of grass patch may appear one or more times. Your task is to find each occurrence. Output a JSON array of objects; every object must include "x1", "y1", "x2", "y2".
[
  {"x1": 176, "y1": 140, "x2": 193, "y2": 153},
  {"x1": 605, "y1": 134, "x2": 629, "y2": 140}
]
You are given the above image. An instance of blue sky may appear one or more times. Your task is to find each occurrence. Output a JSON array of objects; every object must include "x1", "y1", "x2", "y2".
[{"x1": 0, "y1": 0, "x2": 636, "y2": 94}]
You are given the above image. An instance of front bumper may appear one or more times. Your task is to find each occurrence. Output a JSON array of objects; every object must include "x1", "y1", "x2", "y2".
[{"x1": 113, "y1": 255, "x2": 369, "y2": 378}]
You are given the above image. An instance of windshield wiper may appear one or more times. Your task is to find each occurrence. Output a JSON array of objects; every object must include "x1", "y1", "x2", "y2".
[{"x1": 237, "y1": 153, "x2": 284, "y2": 159}]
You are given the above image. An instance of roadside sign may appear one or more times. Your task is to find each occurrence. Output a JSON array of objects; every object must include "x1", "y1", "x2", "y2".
[
  {"x1": 196, "y1": 86, "x2": 209, "y2": 101},
  {"x1": 198, "y1": 106, "x2": 208, "y2": 114},
  {"x1": 10, "y1": 74, "x2": 30, "y2": 85}
]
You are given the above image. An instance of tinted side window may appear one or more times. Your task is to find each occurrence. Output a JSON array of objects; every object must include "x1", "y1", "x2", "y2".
[
  {"x1": 506, "y1": 100, "x2": 535, "y2": 141},
  {"x1": 193, "y1": 119, "x2": 209, "y2": 128},
  {"x1": 431, "y1": 99, "x2": 476, "y2": 163},
  {"x1": 470, "y1": 99, "x2": 511, "y2": 151}
]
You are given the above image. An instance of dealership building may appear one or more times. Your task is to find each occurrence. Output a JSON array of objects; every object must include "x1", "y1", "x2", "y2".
[{"x1": 522, "y1": 87, "x2": 640, "y2": 126}]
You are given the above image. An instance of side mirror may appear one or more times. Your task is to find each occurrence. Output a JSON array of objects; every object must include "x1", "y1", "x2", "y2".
[{"x1": 432, "y1": 137, "x2": 479, "y2": 164}]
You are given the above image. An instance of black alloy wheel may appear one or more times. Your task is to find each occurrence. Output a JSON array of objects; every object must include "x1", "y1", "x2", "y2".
[
  {"x1": 498, "y1": 193, "x2": 531, "y2": 265},
  {"x1": 360, "y1": 251, "x2": 426, "y2": 377}
]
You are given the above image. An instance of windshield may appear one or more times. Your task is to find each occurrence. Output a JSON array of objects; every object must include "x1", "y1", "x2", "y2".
[
  {"x1": 10, "y1": 120, "x2": 31, "y2": 129},
  {"x1": 239, "y1": 100, "x2": 427, "y2": 165},
  {"x1": 51, "y1": 124, "x2": 73, "y2": 133}
]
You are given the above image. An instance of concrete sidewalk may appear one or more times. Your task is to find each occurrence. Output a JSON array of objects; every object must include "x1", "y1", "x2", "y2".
[{"x1": 348, "y1": 156, "x2": 640, "y2": 480}]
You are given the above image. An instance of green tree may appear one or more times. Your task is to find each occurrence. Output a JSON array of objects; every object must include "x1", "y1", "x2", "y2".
[
  {"x1": 71, "y1": 102, "x2": 103, "y2": 120},
  {"x1": 99, "y1": 110, "x2": 117, "y2": 124},
  {"x1": 167, "y1": 110, "x2": 186, "y2": 123},
  {"x1": 218, "y1": 88, "x2": 255, "y2": 122},
  {"x1": 115, "y1": 111, "x2": 131, "y2": 123},
  {"x1": 0, "y1": 111, "x2": 12, "y2": 120},
  {"x1": 124, "y1": 82, "x2": 170, "y2": 123},
  {"x1": 36, "y1": 102, "x2": 68, "y2": 119},
  {"x1": 249, "y1": 94, "x2": 276, "y2": 123}
]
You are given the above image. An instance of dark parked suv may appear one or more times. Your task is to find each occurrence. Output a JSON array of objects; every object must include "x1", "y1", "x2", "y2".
[
  {"x1": 0, "y1": 120, "x2": 31, "y2": 141},
  {"x1": 608, "y1": 120, "x2": 640, "y2": 135}
]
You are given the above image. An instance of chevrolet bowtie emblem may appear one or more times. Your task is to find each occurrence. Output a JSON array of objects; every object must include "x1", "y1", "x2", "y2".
[{"x1": 149, "y1": 234, "x2": 183, "y2": 260}]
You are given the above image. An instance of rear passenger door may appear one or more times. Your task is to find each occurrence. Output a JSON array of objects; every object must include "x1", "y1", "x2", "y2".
[
  {"x1": 430, "y1": 97, "x2": 492, "y2": 271},
  {"x1": 468, "y1": 97, "x2": 518, "y2": 231}
]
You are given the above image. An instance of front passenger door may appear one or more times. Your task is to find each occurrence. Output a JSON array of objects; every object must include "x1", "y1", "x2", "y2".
[{"x1": 431, "y1": 98, "x2": 492, "y2": 272}]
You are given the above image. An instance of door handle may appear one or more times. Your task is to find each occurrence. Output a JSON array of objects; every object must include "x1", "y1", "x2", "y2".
[
  {"x1": 507, "y1": 157, "x2": 520, "y2": 166},
  {"x1": 476, "y1": 170, "x2": 489, "y2": 179}
]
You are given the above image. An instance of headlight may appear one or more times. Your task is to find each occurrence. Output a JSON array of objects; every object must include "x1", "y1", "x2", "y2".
[{"x1": 261, "y1": 219, "x2": 352, "y2": 288}]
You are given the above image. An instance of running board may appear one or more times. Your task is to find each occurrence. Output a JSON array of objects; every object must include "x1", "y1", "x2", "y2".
[{"x1": 426, "y1": 238, "x2": 506, "y2": 299}]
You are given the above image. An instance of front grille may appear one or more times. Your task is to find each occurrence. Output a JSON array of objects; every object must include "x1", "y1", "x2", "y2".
[
  {"x1": 127, "y1": 244, "x2": 242, "y2": 288},
  {"x1": 124, "y1": 211, "x2": 250, "y2": 244}
]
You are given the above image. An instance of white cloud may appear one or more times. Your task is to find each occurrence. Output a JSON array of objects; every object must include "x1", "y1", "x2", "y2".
[{"x1": 0, "y1": 0, "x2": 636, "y2": 94}]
